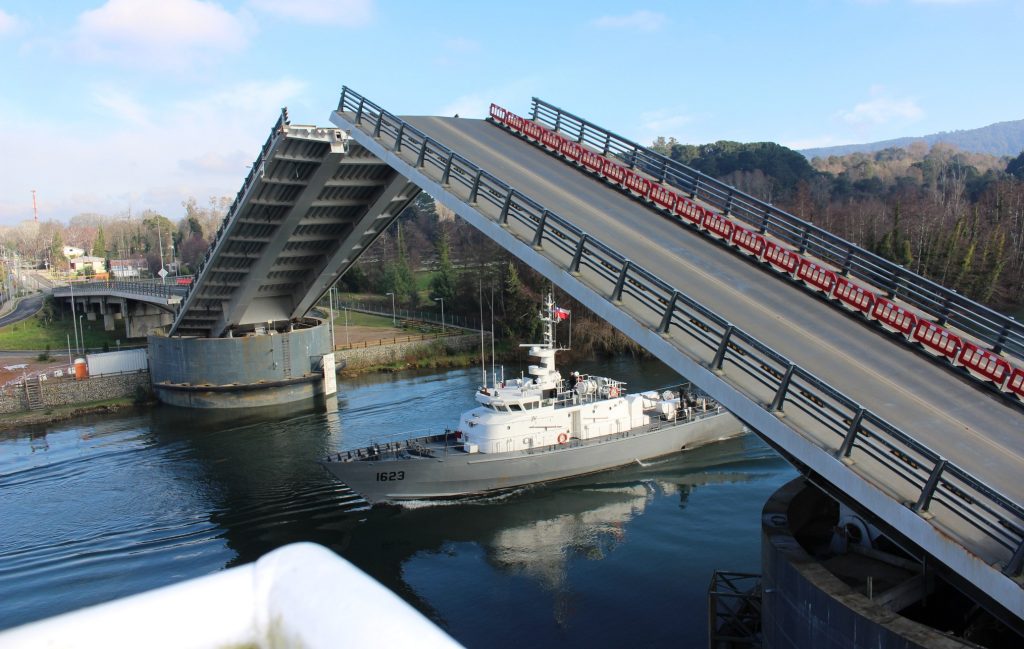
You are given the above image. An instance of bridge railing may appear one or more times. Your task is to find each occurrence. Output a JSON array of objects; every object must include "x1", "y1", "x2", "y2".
[
  {"x1": 529, "y1": 98, "x2": 1024, "y2": 361},
  {"x1": 53, "y1": 279, "x2": 189, "y2": 299},
  {"x1": 172, "y1": 109, "x2": 291, "y2": 333},
  {"x1": 336, "y1": 86, "x2": 1024, "y2": 579}
]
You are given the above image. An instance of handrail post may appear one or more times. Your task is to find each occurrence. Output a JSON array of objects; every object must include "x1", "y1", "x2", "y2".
[
  {"x1": 837, "y1": 407, "x2": 866, "y2": 458},
  {"x1": 416, "y1": 138, "x2": 429, "y2": 167},
  {"x1": 393, "y1": 122, "x2": 405, "y2": 152},
  {"x1": 499, "y1": 190, "x2": 514, "y2": 225},
  {"x1": 769, "y1": 363, "x2": 796, "y2": 413},
  {"x1": 531, "y1": 210, "x2": 549, "y2": 248},
  {"x1": 441, "y1": 152, "x2": 455, "y2": 186},
  {"x1": 468, "y1": 169, "x2": 483, "y2": 204},
  {"x1": 659, "y1": 292, "x2": 680, "y2": 334},
  {"x1": 611, "y1": 260, "x2": 631, "y2": 303},
  {"x1": 912, "y1": 458, "x2": 947, "y2": 514},
  {"x1": 372, "y1": 111, "x2": 383, "y2": 138},
  {"x1": 710, "y1": 325, "x2": 735, "y2": 370},
  {"x1": 569, "y1": 234, "x2": 588, "y2": 275},
  {"x1": 355, "y1": 97, "x2": 365, "y2": 124},
  {"x1": 992, "y1": 318, "x2": 1013, "y2": 355}
]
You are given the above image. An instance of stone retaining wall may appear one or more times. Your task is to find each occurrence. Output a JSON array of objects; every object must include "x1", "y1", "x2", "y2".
[
  {"x1": 337, "y1": 333, "x2": 487, "y2": 370},
  {"x1": 0, "y1": 372, "x2": 151, "y2": 414}
]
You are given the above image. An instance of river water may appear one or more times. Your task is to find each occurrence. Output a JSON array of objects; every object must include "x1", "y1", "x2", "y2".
[{"x1": 0, "y1": 357, "x2": 796, "y2": 647}]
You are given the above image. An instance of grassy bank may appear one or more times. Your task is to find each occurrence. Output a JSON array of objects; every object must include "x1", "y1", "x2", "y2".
[{"x1": 0, "y1": 312, "x2": 129, "y2": 352}]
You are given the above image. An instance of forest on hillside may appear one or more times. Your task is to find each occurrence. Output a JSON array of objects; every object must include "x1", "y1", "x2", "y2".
[{"x1": 653, "y1": 138, "x2": 1024, "y2": 313}]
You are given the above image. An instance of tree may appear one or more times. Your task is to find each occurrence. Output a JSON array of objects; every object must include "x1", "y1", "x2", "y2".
[
  {"x1": 92, "y1": 225, "x2": 106, "y2": 258},
  {"x1": 429, "y1": 229, "x2": 457, "y2": 304},
  {"x1": 1008, "y1": 150, "x2": 1024, "y2": 180},
  {"x1": 383, "y1": 223, "x2": 416, "y2": 307}
]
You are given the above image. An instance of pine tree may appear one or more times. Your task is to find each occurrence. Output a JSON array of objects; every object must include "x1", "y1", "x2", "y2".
[
  {"x1": 429, "y1": 229, "x2": 457, "y2": 304},
  {"x1": 93, "y1": 226, "x2": 106, "y2": 258}
]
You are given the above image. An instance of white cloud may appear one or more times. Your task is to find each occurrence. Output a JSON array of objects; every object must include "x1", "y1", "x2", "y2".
[
  {"x1": 0, "y1": 77, "x2": 308, "y2": 226},
  {"x1": 72, "y1": 0, "x2": 249, "y2": 70},
  {"x1": 436, "y1": 78, "x2": 539, "y2": 119},
  {"x1": 91, "y1": 86, "x2": 151, "y2": 126},
  {"x1": 626, "y1": 107, "x2": 693, "y2": 144},
  {"x1": 782, "y1": 135, "x2": 840, "y2": 150},
  {"x1": 248, "y1": 0, "x2": 373, "y2": 26},
  {"x1": 837, "y1": 95, "x2": 924, "y2": 125},
  {"x1": 590, "y1": 10, "x2": 666, "y2": 32},
  {"x1": 0, "y1": 9, "x2": 19, "y2": 35}
]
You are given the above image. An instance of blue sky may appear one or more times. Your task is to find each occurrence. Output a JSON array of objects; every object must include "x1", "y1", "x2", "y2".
[{"x1": 0, "y1": 0, "x2": 1020, "y2": 226}]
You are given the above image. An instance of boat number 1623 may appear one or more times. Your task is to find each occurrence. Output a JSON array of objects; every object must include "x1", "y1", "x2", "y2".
[{"x1": 376, "y1": 471, "x2": 405, "y2": 482}]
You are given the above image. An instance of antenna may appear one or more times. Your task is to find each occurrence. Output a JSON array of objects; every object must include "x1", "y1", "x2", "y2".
[{"x1": 31, "y1": 190, "x2": 38, "y2": 222}]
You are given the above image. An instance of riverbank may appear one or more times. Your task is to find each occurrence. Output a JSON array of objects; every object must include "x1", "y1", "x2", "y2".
[{"x1": 0, "y1": 397, "x2": 146, "y2": 432}]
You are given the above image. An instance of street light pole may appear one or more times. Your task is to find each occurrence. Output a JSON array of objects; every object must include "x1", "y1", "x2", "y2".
[
  {"x1": 78, "y1": 314, "x2": 85, "y2": 355},
  {"x1": 386, "y1": 292, "x2": 396, "y2": 326},
  {"x1": 434, "y1": 297, "x2": 445, "y2": 332},
  {"x1": 327, "y1": 285, "x2": 336, "y2": 351},
  {"x1": 69, "y1": 280, "x2": 80, "y2": 356}
]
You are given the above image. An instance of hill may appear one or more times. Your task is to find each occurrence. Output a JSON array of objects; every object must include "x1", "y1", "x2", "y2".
[{"x1": 801, "y1": 119, "x2": 1024, "y2": 159}]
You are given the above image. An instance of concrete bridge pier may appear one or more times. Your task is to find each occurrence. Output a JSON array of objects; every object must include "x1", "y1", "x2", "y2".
[
  {"x1": 125, "y1": 301, "x2": 174, "y2": 338},
  {"x1": 148, "y1": 319, "x2": 335, "y2": 409}
]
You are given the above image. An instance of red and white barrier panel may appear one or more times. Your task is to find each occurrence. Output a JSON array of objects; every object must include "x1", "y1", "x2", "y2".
[
  {"x1": 674, "y1": 198, "x2": 703, "y2": 226},
  {"x1": 958, "y1": 341, "x2": 1013, "y2": 385},
  {"x1": 1006, "y1": 368, "x2": 1024, "y2": 399},
  {"x1": 649, "y1": 185, "x2": 677, "y2": 211},
  {"x1": 763, "y1": 241, "x2": 800, "y2": 275},
  {"x1": 489, "y1": 103, "x2": 508, "y2": 122},
  {"x1": 871, "y1": 297, "x2": 918, "y2": 337},
  {"x1": 559, "y1": 139, "x2": 584, "y2": 163},
  {"x1": 623, "y1": 170, "x2": 652, "y2": 199},
  {"x1": 796, "y1": 259, "x2": 836, "y2": 294},
  {"x1": 602, "y1": 159, "x2": 627, "y2": 185},
  {"x1": 834, "y1": 276, "x2": 875, "y2": 315},
  {"x1": 732, "y1": 226, "x2": 766, "y2": 258},
  {"x1": 913, "y1": 320, "x2": 963, "y2": 361},
  {"x1": 703, "y1": 210, "x2": 734, "y2": 241}
]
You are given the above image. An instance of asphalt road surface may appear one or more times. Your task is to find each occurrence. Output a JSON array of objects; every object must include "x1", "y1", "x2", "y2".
[{"x1": 0, "y1": 294, "x2": 43, "y2": 329}]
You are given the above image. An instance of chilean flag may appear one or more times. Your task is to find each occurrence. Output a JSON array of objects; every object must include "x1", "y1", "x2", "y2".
[{"x1": 553, "y1": 306, "x2": 571, "y2": 321}]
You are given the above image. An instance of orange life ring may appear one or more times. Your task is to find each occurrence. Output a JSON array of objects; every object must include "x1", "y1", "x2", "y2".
[
  {"x1": 609, "y1": 386, "x2": 619, "y2": 397},
  {"x1": 557, "y1": 432, "x2": 568, "y2": 444}
]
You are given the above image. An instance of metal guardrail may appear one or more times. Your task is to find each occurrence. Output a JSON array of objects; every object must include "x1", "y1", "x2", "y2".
[
  {"x1": 336, "y1": 86, "x2": 1024, "y2": 580},
  {"x1": 53, "y1": 279, "x2": 189, "y2": 299},
  {"x1": 335, "y1": 301, "x2": 481, "y2": 330},
  {"x1": 528, "y1": 98, "x2": 1024, "y2": 361}
]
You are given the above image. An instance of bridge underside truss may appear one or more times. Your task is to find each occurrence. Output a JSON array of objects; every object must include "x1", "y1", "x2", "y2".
[{"x1": 170, "y1": 116, "x2": 419, "y2": 338}]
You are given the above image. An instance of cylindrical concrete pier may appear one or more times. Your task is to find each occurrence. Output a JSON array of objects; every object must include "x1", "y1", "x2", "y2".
[{"x1": 148, "y1": 319, "x2": 333, "y2": 409}]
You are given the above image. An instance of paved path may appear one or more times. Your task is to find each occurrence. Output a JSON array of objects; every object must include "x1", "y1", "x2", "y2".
[{"x1": 0, "y1": 294, "x2": 43, "y2": 329}]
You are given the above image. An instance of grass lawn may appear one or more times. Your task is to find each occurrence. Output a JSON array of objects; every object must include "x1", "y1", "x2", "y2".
[{"x1": 0, "y1": 313, "x2": 130, "y2": 352}]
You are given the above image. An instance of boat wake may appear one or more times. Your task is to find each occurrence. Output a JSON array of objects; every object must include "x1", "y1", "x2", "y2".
[{"x1": 394, "y1": 488, "x2": 532, "y2": 510}]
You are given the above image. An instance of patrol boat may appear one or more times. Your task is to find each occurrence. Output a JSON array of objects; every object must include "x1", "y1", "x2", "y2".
[{"x1": 322, "y1": 295, "x2": 743, "y2": 505}]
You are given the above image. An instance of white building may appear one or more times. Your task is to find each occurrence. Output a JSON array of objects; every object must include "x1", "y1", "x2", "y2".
[{"x1": 62, "y1": 246, "x2": 85, "y2": 259}]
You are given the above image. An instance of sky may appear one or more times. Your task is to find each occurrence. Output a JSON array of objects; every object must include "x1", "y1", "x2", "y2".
[{"x1": 0, "y1": 0, "x2": 1021, "y2": 226}]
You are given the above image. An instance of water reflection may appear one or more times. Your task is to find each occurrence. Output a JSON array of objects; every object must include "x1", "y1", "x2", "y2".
[{"x1": 0, "y1": 362, "x2": 793, "y2": 647}]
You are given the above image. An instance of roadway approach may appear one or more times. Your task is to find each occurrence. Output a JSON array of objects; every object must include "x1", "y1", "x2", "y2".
[{"x1": 326, "y1": 90, "x2": 1024, "y2": 630}]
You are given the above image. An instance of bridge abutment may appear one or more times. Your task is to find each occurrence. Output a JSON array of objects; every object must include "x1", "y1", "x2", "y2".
[
  {"x1": 759, "y1": 478, "x2": 1002, "y2": 648},
  {"x1": 148, "y1": 319, "x2": 334, "y2": 409}
]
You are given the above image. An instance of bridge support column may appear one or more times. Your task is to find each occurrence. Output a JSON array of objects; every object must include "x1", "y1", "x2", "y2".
[{"x1": 149, "y1": 319, "x2": 334, "y2": 409}]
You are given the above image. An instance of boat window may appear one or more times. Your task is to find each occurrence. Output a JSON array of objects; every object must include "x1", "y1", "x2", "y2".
[
  {"x1": 509, "y1": 404, "x2": 522, "y2": 411},
  {"x1": 523, "y1": 402, "x2": 534, "y2": 410}
]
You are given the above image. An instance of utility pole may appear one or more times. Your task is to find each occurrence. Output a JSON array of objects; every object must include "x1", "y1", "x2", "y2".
[{"x1": 31, "y1": 190, "x2": 38, "y2": 222}]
